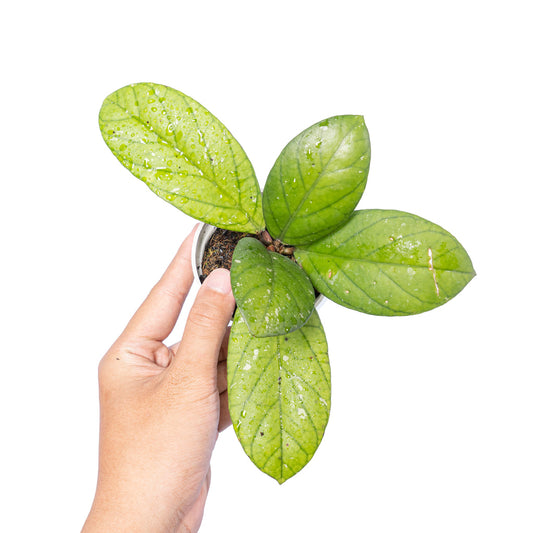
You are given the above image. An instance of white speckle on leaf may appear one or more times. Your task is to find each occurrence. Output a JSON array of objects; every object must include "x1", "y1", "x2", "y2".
[
  {"x1": 428, "y1": 248, "x2": 440, "y2": 296},
  {"x1": 243, "y1": 363, "x2": 251, "y2": 371},
  {"x1": 253, "y1": 349, "x2": 259, "y2": 356},
  {"x1": 297, "y1": 408, "x2": 307, "y2": 419}
]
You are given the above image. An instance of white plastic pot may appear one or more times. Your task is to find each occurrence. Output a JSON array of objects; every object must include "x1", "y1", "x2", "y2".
[{"x1": 191, "y1": 222, "x2": 217, "y2": 284}]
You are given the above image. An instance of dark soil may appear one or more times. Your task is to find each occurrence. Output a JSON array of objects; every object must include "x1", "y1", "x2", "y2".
[{"x1": 200, "y1": 228, "x2": 252, "y2": 281}]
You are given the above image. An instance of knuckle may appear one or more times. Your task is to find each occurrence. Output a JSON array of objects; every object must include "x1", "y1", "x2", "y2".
[
  {"x1": 97, "y1": 355, "x2": 113, "y2": 388},
  {"x1": 187, "y1": 301, "x2": 222, "y2": 330},
  {"x1": 97, "y1": 348, "x2": 123, "y2": 390},
  {"x1": 97, "y1": 355, "x2": 110, "y2": 380},
  {"x1": 152, "y1": 280, "x2": 186, "y2": 302}
]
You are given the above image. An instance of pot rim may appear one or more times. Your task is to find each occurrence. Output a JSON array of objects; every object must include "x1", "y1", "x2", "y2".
[{"x1": 191, "y1": 222, "x2": 217, "y2": 284}]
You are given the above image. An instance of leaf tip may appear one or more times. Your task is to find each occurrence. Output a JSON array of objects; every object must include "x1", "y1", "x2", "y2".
[{"x1": 272, "y1": 471, "x2": 293, "y2": 485}]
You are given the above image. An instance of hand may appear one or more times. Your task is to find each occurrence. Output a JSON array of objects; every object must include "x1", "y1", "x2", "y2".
[{"x1": 82, "y1": 227, "x2": 235, "y2": 533}]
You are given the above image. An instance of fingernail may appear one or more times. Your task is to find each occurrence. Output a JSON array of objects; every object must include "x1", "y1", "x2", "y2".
[{"x1": 203, "y1": 268, "x2": 232, "y2": 294}]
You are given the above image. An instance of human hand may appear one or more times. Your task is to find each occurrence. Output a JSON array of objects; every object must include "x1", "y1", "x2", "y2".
[{"x1": 82, "y1": 227, "x2": 235, "y2": 533}]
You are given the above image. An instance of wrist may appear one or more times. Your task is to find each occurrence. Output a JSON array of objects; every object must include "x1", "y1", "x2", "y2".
[{"x1": 83, "y1": 489, "x2": 182, "y2": 533}]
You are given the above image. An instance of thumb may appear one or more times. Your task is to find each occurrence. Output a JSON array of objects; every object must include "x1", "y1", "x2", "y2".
[{"x1": 170, "y1": 268, "x2": 235, "y2": 387}]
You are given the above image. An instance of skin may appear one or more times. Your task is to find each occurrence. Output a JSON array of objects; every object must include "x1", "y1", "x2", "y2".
[{"x1": 82, "y1": 227, "x2": 235, "y2": 533}]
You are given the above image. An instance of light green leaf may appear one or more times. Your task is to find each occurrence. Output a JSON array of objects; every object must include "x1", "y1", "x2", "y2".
[
  {"x1": 295, "y1": 209, "x2": 475, "y2": 316},
  {"x1": 99, "y1": 82, "x2": 264, "y2": 232},
  {"x1": 228, "y1": 309, "x2": 330, "y2": 484},
  {"x1": 263, "y1": 115, "x2": 370, "y2": 245},
  {"x1": 231, "y1": 238, "x2": 315, "y2": 337}
]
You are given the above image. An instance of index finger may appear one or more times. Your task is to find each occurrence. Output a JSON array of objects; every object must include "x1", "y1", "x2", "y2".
[{"x1": 123, "y1": 225, "x2": 198, "y2": 342}]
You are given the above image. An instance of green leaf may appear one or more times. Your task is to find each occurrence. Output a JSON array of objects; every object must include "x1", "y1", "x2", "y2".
[
  {"x1": 228, "y1": 309, "x2": 330, "y2": 484},
  {"x1": 231, "y1": 237, "x2": 315, "y2": 337},
  {"x1": 262, "y1": 115, "x2": 370, "y2": 246},
  {"x1": 99, "y1": 82, "x2": 264, "y2": 232},
  {"x1": 295, "y1": 209, "x2": 475, "y2": 316}
]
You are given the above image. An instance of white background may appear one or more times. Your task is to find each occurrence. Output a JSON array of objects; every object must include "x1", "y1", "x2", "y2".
[{"x1": 2, "y1": 1, "x2": 532, "y2": 531}]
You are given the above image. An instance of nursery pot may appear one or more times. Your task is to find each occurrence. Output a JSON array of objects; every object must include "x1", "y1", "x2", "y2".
[{"x1": 192, "y1": 223, "x2": 324, "y2": 308}]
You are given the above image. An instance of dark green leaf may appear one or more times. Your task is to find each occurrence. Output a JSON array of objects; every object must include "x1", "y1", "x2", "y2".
[
  {"x1": 231, "y1": 238, "x2": 315, "y2": 337},
  {"x1": 228, "y1": 309, "x2": 330, "y2": 484},
  {"x1": 295, "y1": 209, "x2": 475, "y2": 315},
  {"x1": 263, "y1": 115, "x2": 370, "y2": 245},
  {"x1": 99, "y1": 83, "x2": 264, "y2": 232}
]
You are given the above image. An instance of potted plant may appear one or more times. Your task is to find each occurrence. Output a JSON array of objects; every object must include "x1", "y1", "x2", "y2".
[{"x1": 99, "y1": 82, "x2": 475, "y2": 484}]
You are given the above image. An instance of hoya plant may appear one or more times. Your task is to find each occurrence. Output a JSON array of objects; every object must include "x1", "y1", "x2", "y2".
[{"x1": 99, "y1": 82, "x2": 475, "y2": 484}]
